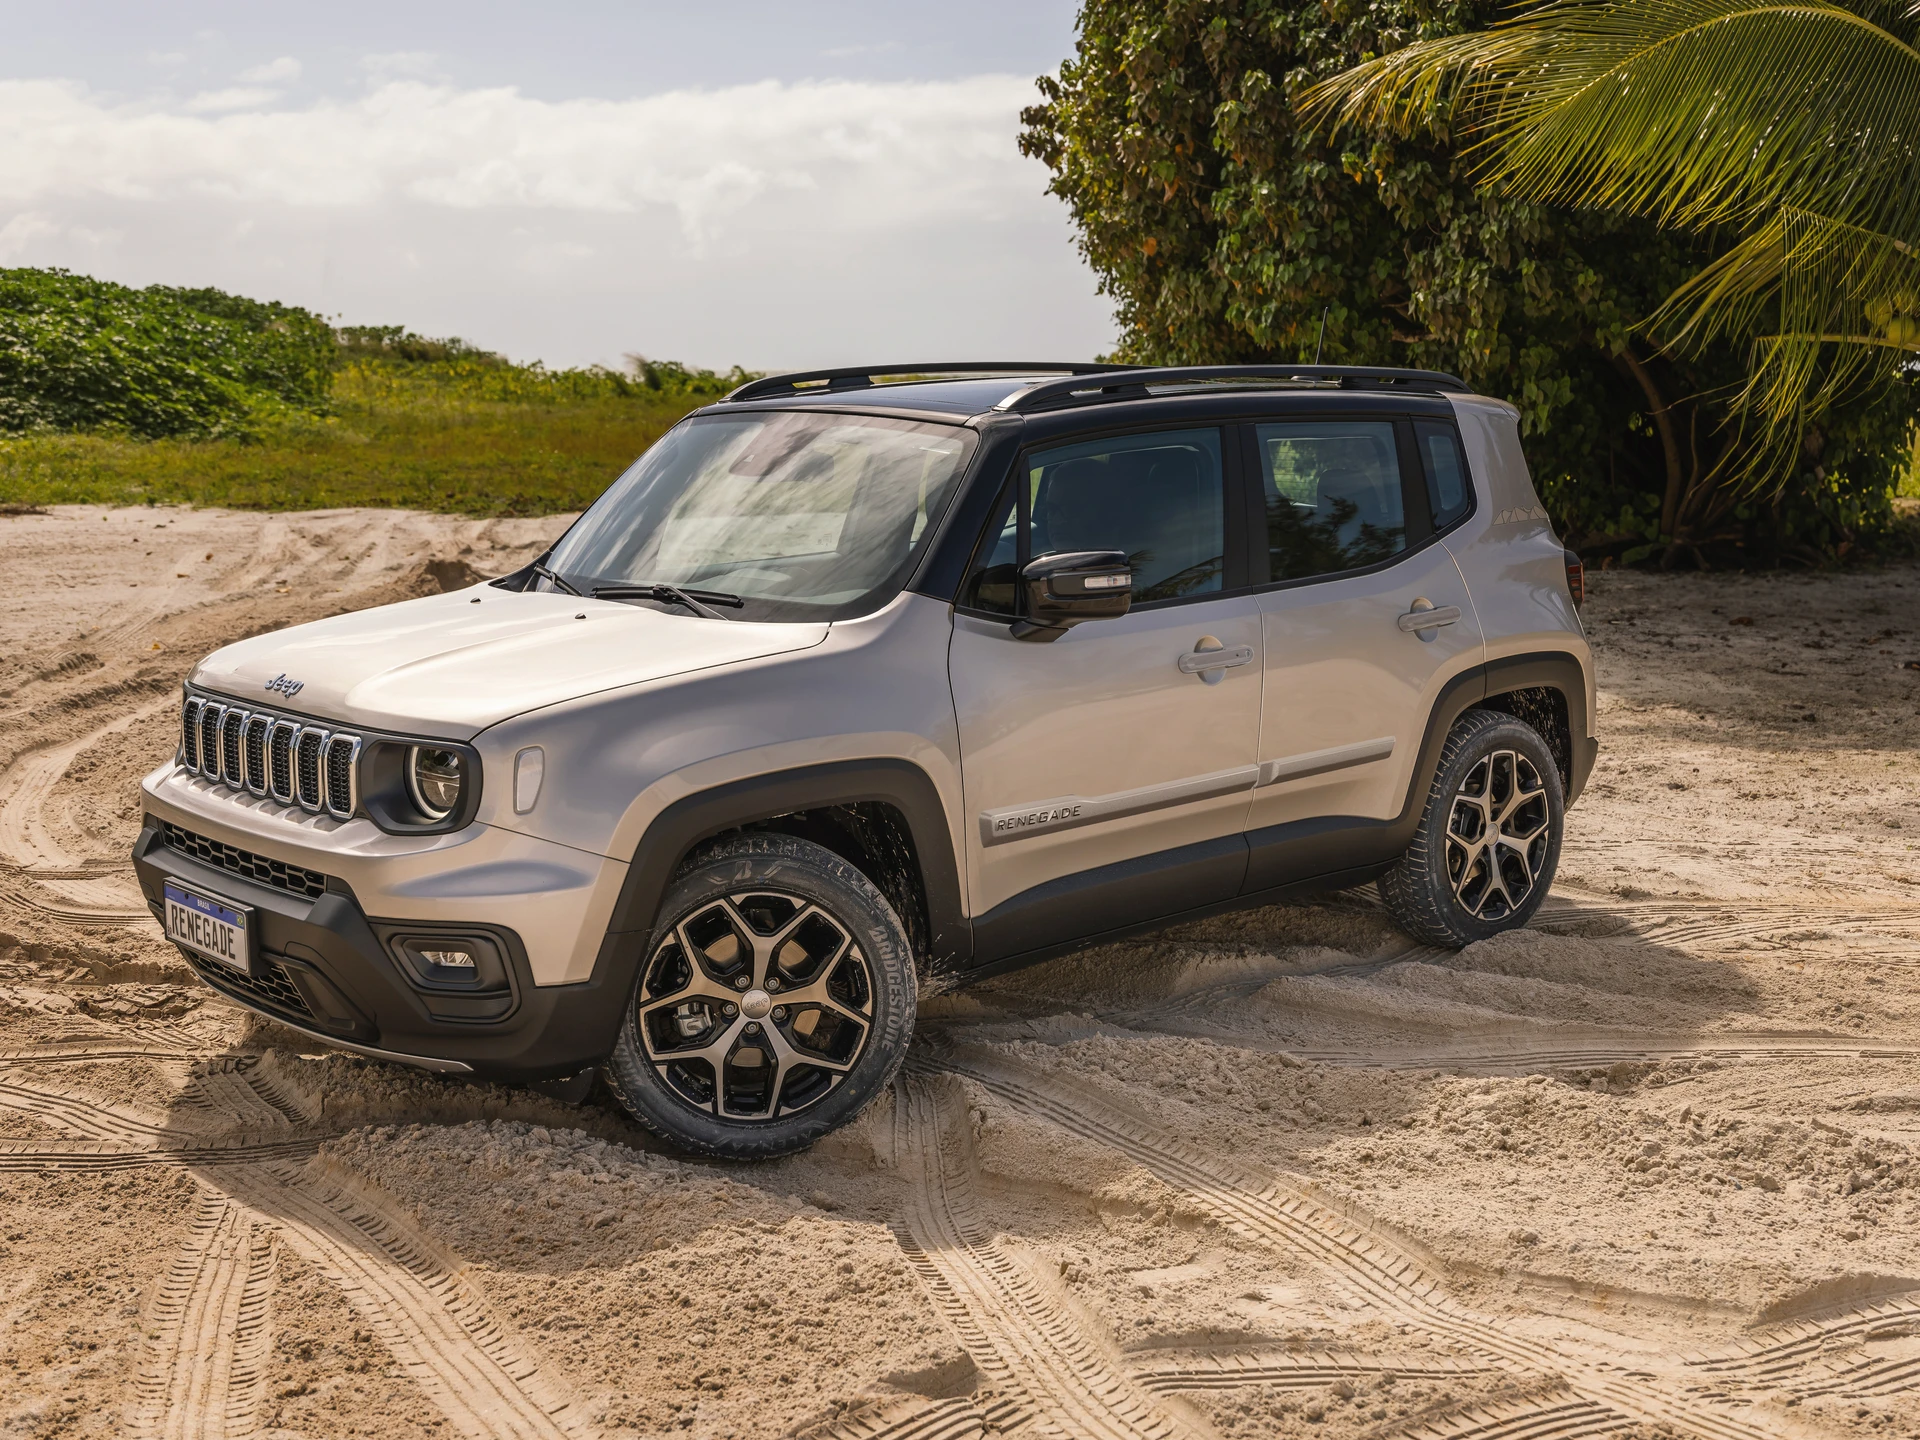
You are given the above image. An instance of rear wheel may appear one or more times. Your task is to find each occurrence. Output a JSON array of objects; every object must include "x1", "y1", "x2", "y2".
[
  {"x1": 1379, "y1": 708, "x2": 1564, "y2": 948},
  {"x1": 603, "y1": 833, "x2": 916, "y2": 1159}
]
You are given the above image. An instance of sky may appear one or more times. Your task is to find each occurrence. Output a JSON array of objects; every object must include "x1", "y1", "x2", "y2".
[{"x1": 0, "y1": 2, "x2": 1114, "y2": 371}]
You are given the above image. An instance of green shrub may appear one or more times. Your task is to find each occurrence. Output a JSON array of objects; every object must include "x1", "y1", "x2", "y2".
[
  {"x1": 0, "y1": 268, "x2": 334, "y2": 438},
  {"x1": 0, "y1": 267, "x2": 755, "y2": 515}
]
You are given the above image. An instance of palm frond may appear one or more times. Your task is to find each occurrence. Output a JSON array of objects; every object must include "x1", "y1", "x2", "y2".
[
  {"x1": 1662, "y1": 209, "x2": 1920, "y2": 423},
  {"x1": 1302, "y1": 0, "x2": 1920, "y2": 487},
  {"x1": 1303, "y1": 0, "x2": 1920, "y2": 238}
]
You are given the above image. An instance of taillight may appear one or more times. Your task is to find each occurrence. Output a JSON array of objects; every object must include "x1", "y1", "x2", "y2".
[{"x1": 1563, "y1": 548, "x2": 1585, "y2": 609}]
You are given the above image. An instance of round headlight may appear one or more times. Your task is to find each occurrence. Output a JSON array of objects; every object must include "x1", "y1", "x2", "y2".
[{"x1": 406, "y1": 746, "x2": 465, "y2": 821}]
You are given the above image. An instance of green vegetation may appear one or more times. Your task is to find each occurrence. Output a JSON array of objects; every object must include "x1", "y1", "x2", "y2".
[
  {"x1": 0, "y1": 269, "x2": 748, "y2": 515},
  {"x1": 0, "y1": 268, "x2": 335, "y2": 439},
  {"x1": 1023, "y1": 1, "x2": 1918, "y2": 565},
  {"x1": 1308, "y1": 0, "x2": 1920, "y2": 465}
]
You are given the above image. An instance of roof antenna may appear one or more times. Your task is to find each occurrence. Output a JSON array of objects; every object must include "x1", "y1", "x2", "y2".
[{"x1": 1313, "y1": 306, "x2": 1329, "y2": 365}]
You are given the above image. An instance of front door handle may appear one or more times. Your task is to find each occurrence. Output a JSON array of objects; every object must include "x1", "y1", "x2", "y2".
[
  {"x1": 1396, "y1": 602, "x2": 1462, "y2": 634},
  {"x1": 1178, "y1": 638, "x2": 1255, "y2": 683}
]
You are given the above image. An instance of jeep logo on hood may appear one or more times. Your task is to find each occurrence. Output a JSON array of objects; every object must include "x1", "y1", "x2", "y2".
[{"x1": 263, "y1": 672, "x2": 305, "y2": 699}]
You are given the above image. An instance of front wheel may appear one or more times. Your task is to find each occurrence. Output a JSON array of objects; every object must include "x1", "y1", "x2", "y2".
[
  {"x1": 1379, "y1": 708, "x2": 1565, "y2": 948},
  {"x1": 603, "y1": 833, "x2": 916, "y2": 1159}
]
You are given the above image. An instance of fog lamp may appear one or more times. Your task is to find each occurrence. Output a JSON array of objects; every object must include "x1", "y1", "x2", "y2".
[{"x1": 391, "y1": 933, "x2": 507, "y2": 991}]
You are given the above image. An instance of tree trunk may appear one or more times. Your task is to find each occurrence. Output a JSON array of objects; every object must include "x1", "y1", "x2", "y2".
[{"x1": 1613, "y1": 346, "x2": 1685, "y2": 538}]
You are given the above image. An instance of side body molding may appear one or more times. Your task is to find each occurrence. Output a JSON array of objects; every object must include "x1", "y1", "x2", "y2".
[
  {"x1": 597, "y1": 757, "x2": 970, "y2": 991},
  {"x1": 980, "y1": 765, "x2": 1259, "y2": 846}
]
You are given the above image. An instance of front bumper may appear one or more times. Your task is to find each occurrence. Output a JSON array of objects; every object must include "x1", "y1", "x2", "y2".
[{"x1": 133, "y1": 821, "x2": 625, "y2": 1082}]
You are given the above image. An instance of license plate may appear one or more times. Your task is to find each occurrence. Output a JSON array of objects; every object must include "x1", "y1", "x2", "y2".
[{"x1": 163, "y1": 883, "x2": 252, "y2": 972}]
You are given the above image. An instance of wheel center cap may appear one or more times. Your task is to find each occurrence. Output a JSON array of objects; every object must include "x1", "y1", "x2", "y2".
[{"x1": 740, "y1": 988, "x2": 773, "y2": 1020}]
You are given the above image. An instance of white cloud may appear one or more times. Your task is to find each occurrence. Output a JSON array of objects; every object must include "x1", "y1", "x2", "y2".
[
  {"x1": 360, "y1": 52, "x2": 445, "y2": 83},
  {"x1": 238, "y1": 57, "x2": 302, "y2": 85},
  {"x1": 0, "y1": 74, "x2": 1112, "y2": 368},
  {"x1": 822, "y1": 41, "x2": 904, "y2": 59},
  {"x1": 0, "y1": 209, "x2": 58, "y2": 261},
  {"x1": 0, "y1": 76, "x2": 1046, "y2": 244},
  {"x1": 183, "y1": 86, "x2": 283, "y2": 113}
]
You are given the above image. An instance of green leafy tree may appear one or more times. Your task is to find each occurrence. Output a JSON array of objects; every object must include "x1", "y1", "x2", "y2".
[{"x1": 1021, "y1": 0, "x2": 1917, "y2": 563}]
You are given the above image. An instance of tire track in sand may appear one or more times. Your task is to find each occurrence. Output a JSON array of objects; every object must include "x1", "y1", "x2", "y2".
[
  {"x1": 930, "y1": 1047, "x2": 1809, "y2": 1440},
  {"x1": 1686, "y1": 1292, "x2": 1920, "y2": 1399},
  {"x1": 0, "y1": 1070, "x2": 330, "y2": 1170},
  {"x1": 797, "y1": 1392, "x2": 1018, "y2": 1440},
  {"x1": 1538, "y1": 891, "x2": 1920, "y2": 944},
  {"x1": 801, "y1": 1349, "x2": 1499, "y2": 1440},
  {"x1": 0, "y1": 691, "x2": 172, "y2": 927},
  {"x1": 0, "y1": 694, "x2": 174, "y2": 872},
  {"x1": 0, "y1": 1137, "x2": 327, "y2": 1174},
  {"x1": 1103, "y1": 996, "x2": 1920, "y2": 1075},
  {"x1": 1281, "y1": 1034, "x2": 1920, "y2": 1074},
  {"x1": 0, "y1": 1076, "x2": 190, "y2": 1143},
  {"x1": 890, "y1": 1073, "x2": 1205, "y2": 1440},
  {"x1": 0, "y1": 1065, "x2": 583, "y2": 1438},
  {"x1": 182, "y1": 1056, "x2": 310, "y2": 1131},
  {"x1": 1394, "y1": 1391, "x2": 1631, "y2": 1440},
  {"x1": 224, "y1": 1161, "x2": 583, "y2": 1440},
  {"x1": 1125, "y1": 1347, "x2": 1495, "y2": 1395},
  {"x1": 129, "y1": 1188, "x2": 276, "y2": 1440}
]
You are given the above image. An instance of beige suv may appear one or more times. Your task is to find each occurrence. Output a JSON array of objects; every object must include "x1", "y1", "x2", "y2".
[{"x1": 135, "y1": 362, "x2": 1595, "y2": 1157}]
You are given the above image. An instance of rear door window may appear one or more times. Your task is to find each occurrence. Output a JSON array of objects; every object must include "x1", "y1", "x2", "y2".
[{"x1": 1255, "y1": 420, "x2": 1408, "y2": 583}]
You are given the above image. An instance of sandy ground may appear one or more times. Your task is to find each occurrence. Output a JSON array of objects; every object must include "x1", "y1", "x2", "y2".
[{"x1": 0, "y1": 504, "x2": 1917, "y2": 1440}]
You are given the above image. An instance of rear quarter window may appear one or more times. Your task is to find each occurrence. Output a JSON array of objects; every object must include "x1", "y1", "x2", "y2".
[{"x1": 1414, "y1": 420, "x2": 1473, "y2": 530}]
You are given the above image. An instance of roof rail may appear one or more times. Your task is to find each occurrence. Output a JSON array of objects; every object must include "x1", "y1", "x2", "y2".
[
  {"x1": 994, "y1": 364, "x2": 1472, "y2": 413},
  {"x1": 724, "y1": 361, "x2": 1129, "y2": 404}
]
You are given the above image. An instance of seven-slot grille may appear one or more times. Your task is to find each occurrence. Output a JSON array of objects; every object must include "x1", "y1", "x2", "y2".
[{"x1": 180, "y1": 694, "x2": 360, "y2": 819}]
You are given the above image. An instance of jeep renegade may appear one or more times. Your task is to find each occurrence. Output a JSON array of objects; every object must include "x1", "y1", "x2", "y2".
[{"x1": 134, "y1": 362, "x2": 1596, "y2": 1157}]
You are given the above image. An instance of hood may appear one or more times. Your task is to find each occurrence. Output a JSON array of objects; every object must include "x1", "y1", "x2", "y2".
[{"x1": 190, "y1": 586, "x2": 830, "y2": 737}]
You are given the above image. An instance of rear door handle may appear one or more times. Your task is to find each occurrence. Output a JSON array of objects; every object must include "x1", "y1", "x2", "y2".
[
  {"x1": 1396, "y1": 604, "x2": 1462, "y2": 633},
  {"x1": 1177, "y1": 641, "x2": 1254, "y2": 678}
]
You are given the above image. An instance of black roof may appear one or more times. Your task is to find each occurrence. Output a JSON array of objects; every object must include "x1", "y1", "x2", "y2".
[{"x1": 715, "y1": 361, "x2": 1473, "y2": 422}]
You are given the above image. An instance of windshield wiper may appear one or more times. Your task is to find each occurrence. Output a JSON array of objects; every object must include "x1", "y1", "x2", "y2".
[
  {"x1": 531, "y1": 562, "x2": 582, "y2": 596},
  {"x1": 591, "y1": 582, "x2": 744, "y2": 620}
]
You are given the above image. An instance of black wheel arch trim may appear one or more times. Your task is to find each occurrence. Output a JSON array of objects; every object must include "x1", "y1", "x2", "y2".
[
  {"x1": 596, "y1": 757, "x2": 969, "y2": 994},
  {"x1": 1481, "y1": 650, "x2": 1597, "y2": 806}
]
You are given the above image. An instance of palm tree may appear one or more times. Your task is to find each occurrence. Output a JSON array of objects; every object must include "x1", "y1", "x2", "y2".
[{"x1": 1301, "y1": 0, "x2": 1920, "y2": 514}]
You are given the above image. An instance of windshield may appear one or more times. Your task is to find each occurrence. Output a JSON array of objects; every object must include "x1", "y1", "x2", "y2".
[{"x1": 544, "y1": 411, "x2": 976, "y2": 621}]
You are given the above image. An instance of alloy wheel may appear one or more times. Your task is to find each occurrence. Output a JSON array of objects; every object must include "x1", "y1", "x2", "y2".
[
  {"x1": 1445, "y1": 749, "x2": 1552, "y2": 921},
  {"x1": 634, "y1": 891, "x2": 874, "y2": 1120}
]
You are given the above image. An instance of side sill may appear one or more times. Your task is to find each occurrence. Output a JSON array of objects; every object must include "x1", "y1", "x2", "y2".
[
  {"x1": 970, "y1": 833, "x2": 1248, "y2": 968},
  {"x1": 964, "y1": 862, "x2": 1390, "y2": 982}
]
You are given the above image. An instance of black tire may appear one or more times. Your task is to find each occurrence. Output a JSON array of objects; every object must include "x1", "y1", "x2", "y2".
[
  {"x1": 604, "y1": 833, "x2": 915, "y2": 1159},
  {"x1": 1379, "y1": 708, "x2": 1565, "y2": 948}
]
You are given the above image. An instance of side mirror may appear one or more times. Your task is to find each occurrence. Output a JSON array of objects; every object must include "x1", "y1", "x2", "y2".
[{"x1": 1010, "y1": 550, "x2": 1132, "y2": 642}]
